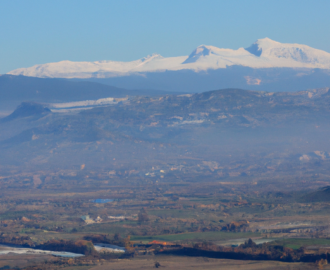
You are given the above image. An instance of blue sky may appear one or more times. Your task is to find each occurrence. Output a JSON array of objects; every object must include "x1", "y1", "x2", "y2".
[{"x1": 1, "y1": 0, "x2": 329, "y2": 74}]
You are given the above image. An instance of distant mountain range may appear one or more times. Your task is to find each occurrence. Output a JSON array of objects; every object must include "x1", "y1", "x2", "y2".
[
  {"x1": 8, "y1": 38, "x2": 330, "y2": 77},
  {"x1": 6, "y1": 38, "x2": 330, "y2": 92}
]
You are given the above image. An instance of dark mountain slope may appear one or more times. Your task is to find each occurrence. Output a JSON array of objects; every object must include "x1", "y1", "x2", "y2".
[
  {"x1": 300, "y1": 186, "x2": 330, "y2": 202},
  {"x1": 0, "y1": 75, "x2": 181, "y2": 112},
  {"x1": 82, "y1": 66, "x2": 330, "y2": 93},
  {"x1": 1, "y1": 102, "x2": 51, "y2": 122}
]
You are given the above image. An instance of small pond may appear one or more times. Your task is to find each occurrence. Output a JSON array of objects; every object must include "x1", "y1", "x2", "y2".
[{"x1": 90, "y1": 199, "x2": 114, "y2": 203}]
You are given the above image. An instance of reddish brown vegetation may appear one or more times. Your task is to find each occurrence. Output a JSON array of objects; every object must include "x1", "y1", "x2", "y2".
[{"x1": 0, "y1": 234, "x2": 34, "y2": 247}]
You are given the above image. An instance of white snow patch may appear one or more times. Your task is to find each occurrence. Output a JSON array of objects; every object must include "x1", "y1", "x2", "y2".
[{"x1": 49, "y1": 97, "x2": 129, "y2": 112}]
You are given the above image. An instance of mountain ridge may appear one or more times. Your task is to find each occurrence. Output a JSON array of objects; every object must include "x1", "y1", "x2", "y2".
[{"x1": 7, "y1": 38, "x2": 330, "y2": 79}]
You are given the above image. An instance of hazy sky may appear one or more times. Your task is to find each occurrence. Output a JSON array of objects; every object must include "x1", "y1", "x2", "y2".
[{"x1": 1, "y1": 0, "x2": 329, "y2": 74}]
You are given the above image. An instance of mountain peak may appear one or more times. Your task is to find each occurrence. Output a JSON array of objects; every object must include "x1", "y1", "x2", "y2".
[
  {"x1": 183, "y1": 45, "x2": 221, "y2": 64},
  {"x1": 141, "y1": 53, "x2": 163, "y2": 62},
  {"x1": 256, "y1": 37, "x2": 279, "y2": 43},
  {"x1": 255, "y1": 37, "x2": 282, "y2": 50},
  {"x1": 245, "y1": 38, "x2": 330, "y2": 64},
  {"x1": 245, "y1": 37, "x2": 281, "y2": 57}
]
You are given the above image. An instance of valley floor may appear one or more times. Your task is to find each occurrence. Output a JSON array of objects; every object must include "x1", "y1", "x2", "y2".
[{"x1": 90, "y1": 255, "x2": 321, "y2": 270}]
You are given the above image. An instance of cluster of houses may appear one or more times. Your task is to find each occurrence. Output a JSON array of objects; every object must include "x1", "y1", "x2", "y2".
[
  {"x1": 81, "y1": 215, "x2": 102, "y2": 224},
  {"x1": 81, "y1": 214, "x2": 138, "y2": 224}
]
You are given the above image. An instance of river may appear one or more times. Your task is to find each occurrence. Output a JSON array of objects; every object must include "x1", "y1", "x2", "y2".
[{"x1": 0, "y1": 244, "x2": 84, "y2": 258}]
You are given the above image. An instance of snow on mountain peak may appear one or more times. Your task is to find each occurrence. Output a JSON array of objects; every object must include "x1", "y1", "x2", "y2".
[
  {"x1": 256, "y1": 37, "x2": 281, "y2": 47},
  {"x1": 245, "y1": 37, "x2": 280, "y2": 57},
  {"x1": 7, "y1": 38, "x2": 330, "y2": 79},
  {"x1": 183, "y1": 45, "x2": 220, "y2": 64},
  {"x1": 141, "y1": 53, "x2": 164, "y2": 62},
  {"x1": 245, "y1": 38, "x2": 330, "y2": 65}
]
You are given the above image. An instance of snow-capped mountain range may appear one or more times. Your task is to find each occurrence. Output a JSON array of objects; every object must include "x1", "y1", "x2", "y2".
[{"x1": 8, "y1": 38, "x2": 330, "y2": 79}]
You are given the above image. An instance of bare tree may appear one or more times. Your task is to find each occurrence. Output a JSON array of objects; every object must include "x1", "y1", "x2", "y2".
[{"x1": 138, "y1": 208, "x2": 149, "y2": 223}]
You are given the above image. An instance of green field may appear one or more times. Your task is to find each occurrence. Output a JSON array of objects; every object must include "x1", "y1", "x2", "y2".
[
  {"x1": 148, "y1": 209, "x2": 198, "y2": 219},
  {"x1": 131, "y1": 231, "x2": 259, "y2": 243},
  {"x1": 273, "y1": 238, "x2": 330, "y2": 249}
]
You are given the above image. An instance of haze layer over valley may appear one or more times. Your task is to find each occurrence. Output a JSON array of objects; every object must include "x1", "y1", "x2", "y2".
[{"x1": 1, "y1": 87, "x2": 330, "y2": 182}]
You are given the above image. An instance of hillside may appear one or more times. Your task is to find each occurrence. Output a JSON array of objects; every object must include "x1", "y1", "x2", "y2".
[
  {"x1": 1, "y1": 87, "x2": 330, "y2": 179},
  {"x1": 0, "y1": 75, "x2": 179, "y2": 111},
  {"x1": 300, "y1": 186, "x2": 330, "y2": 202}
]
